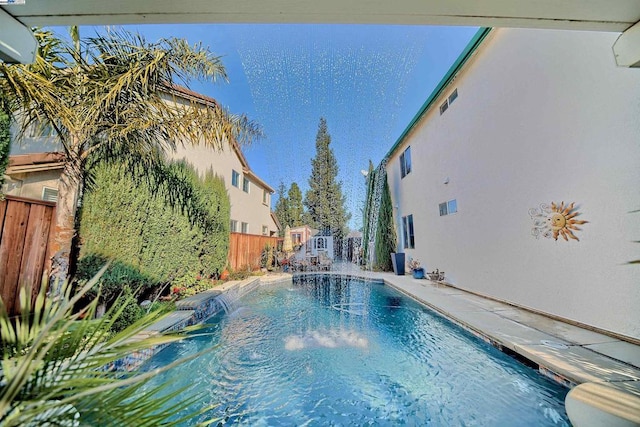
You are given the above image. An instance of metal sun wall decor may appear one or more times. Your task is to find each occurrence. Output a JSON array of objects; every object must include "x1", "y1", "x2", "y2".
[{"x1": 529, "y1": 201, "x2": 588, "y2": 241}]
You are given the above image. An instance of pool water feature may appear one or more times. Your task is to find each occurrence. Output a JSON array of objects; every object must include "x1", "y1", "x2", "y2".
[{"x1": 141, "y1": 275, "x2": 570, "y2": 425}]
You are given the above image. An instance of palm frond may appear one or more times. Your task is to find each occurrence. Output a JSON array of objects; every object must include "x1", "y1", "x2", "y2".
[{"x1": 0, "y1": 263, "x2": 214, "y2": 426}]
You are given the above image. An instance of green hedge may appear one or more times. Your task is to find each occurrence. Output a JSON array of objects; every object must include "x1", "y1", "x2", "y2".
[{"x1": 78, "y1": 160, "x2": 230, "y2": 299}]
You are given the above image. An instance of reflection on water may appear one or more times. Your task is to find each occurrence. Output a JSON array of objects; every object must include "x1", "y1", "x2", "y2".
[{"x1": 141, "y1": 276, "x2": 570, "y2": 426}]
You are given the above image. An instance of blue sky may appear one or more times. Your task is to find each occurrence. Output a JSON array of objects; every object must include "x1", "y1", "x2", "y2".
[{"x1": 78, "y1": 24, "x2": 478, "y2": 229}]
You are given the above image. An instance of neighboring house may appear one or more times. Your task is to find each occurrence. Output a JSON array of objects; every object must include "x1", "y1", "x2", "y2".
[
  {"x1": 3, "y1": 86, "x2": 277, "y2": 238},
  {"x1": 383, "y1": 28, "x2": 640, "y2": 340},
  {"x1": 3, "y1": 152, "x2": 64, "y2": 201},
  {"x1": 165, "y1": 85, "x2": 276, "y2": 237},
  {"x1": 288, "y1": 225, "x2": 317, "y2": 250}
]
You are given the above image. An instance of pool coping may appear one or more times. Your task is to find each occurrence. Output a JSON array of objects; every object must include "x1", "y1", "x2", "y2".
[{"x1": 292, "y1": 269, "x2": 640, "y2": 425}]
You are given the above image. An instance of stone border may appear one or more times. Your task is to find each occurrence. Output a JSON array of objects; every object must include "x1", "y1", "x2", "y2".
[{"x1": 109, "y1": 277, "x2": 261, "y2": 372}]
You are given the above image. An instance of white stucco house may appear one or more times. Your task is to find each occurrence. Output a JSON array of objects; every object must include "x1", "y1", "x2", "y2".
[{"x1": 383, "y1": 28, "x2": 640, "y2": 341}]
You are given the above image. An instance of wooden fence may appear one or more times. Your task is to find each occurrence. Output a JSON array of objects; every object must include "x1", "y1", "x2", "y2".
[
  {"x1": 0, "y1": 196, "x2": 56, "y2": 316},
  {"x1": 228, "y1": 232, "x2": 279, "y2": 271}
]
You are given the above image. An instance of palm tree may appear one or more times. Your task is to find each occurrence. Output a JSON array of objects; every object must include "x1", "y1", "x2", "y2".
[
  {"x1": 0, "y1": 264, "x2": 214, "y2": 426},
  {"x1": 0, "y1": 27, "x2": 261, "y2": 283}
]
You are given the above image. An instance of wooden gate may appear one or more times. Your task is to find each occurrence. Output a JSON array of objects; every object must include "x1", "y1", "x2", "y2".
[
  {"x1": 228, "y1": 232, "x2": 279, "y2": 271},
  {"x1": 0, "y1": 196, "x2": 56, "y2": 315}
]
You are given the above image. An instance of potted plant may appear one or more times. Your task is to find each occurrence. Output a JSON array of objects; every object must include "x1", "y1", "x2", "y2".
[
  {"x1": 427, "y1": 269, "x2": 445, "y2": 281},
  {"x1": 408, "y1": 257, "x2": 424, "y2": 279}
]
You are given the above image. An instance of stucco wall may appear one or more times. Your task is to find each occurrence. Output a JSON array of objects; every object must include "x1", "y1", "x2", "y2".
[
  {"x1": 387, "y1": 29, "x2": 640, "y2": 339},
  {"x1": 170, "y1": 142, "x2": 274, "y2": 236},
  {"x1": 4, "y1": 169, "x2": 61, "y2": 200}
]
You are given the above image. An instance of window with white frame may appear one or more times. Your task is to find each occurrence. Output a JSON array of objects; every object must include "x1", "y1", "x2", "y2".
[
  {"x1": 439, "y1": 199, "x2": 458, "y2": 216},
  {"x1": 230, "y1": 219, "x2": 238, "y2": 232},
  {"x1": 42, "y1": 187, "x2": 58, "y2": 202},
  {"x1": 292, "y1": 233, "x2": 302, "y2": 244},
  {"x1": 242, "y1": 176, "x2": 250, "y2": 193},
  {"x1": 448, "y1": 88, "x2": 458, "y2": 104},
  {"x1": 262, "y1": 225, "x2": 268, "y2": 236},
  {"x1": 402, "y1": 214, "x2": 415, "y2": 249},
  {"x1": 400, "y1": 146, "x2": 412, "y2": 179},
  {"x1": 241, "y1": 222, "x2": 248, "y2": 233},
  {"x1": 232, "y1": 170, "x2": 239, "y2": 188},
  {"x1": 440, "y1": 88, "x2": 458, "y2": 115},
  {"x1": 263, "y1": 190, "x2": 269, "y2": 205}
]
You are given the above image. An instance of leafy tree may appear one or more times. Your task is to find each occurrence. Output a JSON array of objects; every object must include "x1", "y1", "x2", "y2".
[
  {"x1": 0, "y1": 27, "x2": 260, "y2": 283},
  {"x1": 274, "y1": 182, "x2": 290, "y2": 236},
  {"x1": 303, "y1": 117, "x2": 350, "y2": 241},
  {"x1": 288, "y1": 182, "x2": 305, "y2": 227}
]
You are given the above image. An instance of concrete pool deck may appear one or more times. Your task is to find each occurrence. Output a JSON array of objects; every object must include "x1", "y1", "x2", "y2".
[{"x1": 288, "y1": 264, "x2": 640, "y2": 425}]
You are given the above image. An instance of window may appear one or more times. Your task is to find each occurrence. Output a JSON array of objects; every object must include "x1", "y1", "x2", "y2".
[
  {"x1": 400, "y1": 146, "x2": 412, "y2": 179},
  {"x1": 402, "y1": 214, "x2": 415, "y2": 249},
  {"x1": 439, "y1": 202, "x2": 448, "y2": 216},
  {"x1": 440, "y1": 199, "x2": 458, "y2": 216},
  {"x1": 263, "y1": 190, "x2": 269, "y2": 205},
  {"x1": 447, "y1": 199, "x2": 458, "y2": 214},
  {"x1": 448, "y1": 88, "x2": 458, "y2": 104},
  {"x1": 29, "y1": 120, "x2": 55, "y2": 138},
  {"x1": 242, "y1": 176, "x2": 250, "y2": 193},
  {"x1": 262, "y1": 225, "x2": 268, "y2": 236},
  {"x1": 232, "y1": 170, "x2": 239, "y2": 187},
  {"x1": 230, "y1": 219, "x2": 238, "y2": 232},
  {"x1": 439, "y1": 100, "x2": 449, "y2": 115},
  {"x1": 241, "y1": 222, "x2": 248, "y2": 233},
  {"x1": 440, "y1": 88, "x2": 458, "y2": 115},
  {"x1": 42, "y1": 187, "x2": 58, "y2": 202},
  {"x1": 292, "y1": 233, "x2": 302, "y2": 244}
]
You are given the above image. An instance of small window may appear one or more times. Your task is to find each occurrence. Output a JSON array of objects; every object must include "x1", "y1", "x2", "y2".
[
  {"x1": 448, "y1": 88, "x2": 458, "y2": 104},
  {"x1": 29, "y1": 120, "x2": 55, "y2": 138},
  {"x1": 440, "y1": 199, "x2": 458, "y2": 216},
  {"x1": 242, "y1": 177, "x2": 250, "y2": 193},
  {"x1": 262, "y1": 225, "x2": 268, "y2": 236},
  {"x1": 230, "y1": 219, "x2": 238, "y2": 232},
  {"x1": 263, "y1": 190, "x2": 269, "y2": 205},
  {"x1": 439, "y1": 100, "x2": 449, "y2": 115},
  {"x1": 241, "y1": 222, "x2": 248, "y2": 233},
  {"x1": 402, "y1": 214, "x2": 415, "y2": 249},
  {"x1": 232, "y1": 170, "x2": 239, "y2": 188},
  {"x1": 439, "y1": 202, "x2": 448, "y2": 217},
  {"x1": 292, "y1": 233, "x2": 302, "y2": 244},
  {"x1": 400, "y1": 146, "x2": 412, "y2": 179},
  {"x1": 447, "y1": 199, "x2": 458, "y2": 214},
  {"x1": 42, "y1": 187, "x2": 58, "y2": 202}
]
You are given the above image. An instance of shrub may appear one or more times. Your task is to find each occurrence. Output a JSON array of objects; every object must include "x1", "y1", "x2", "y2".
[{"x1": 79, "y1": 161, "x2": 230, "y2": 288}]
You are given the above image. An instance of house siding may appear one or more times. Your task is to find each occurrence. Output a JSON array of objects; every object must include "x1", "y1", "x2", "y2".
[
  {"x1": 170, "y1": 141, "x2": 275, "y2": 237},
  {"x1": 386, "y1": 28, "x2": 640, "y2": 340}
]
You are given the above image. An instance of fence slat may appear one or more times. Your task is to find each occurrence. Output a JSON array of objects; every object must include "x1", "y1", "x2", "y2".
[
  {"x1": 228, "y1": 232, "x2": 278, "y2": 270},
  {"x1": 20, "y1": 203, "x2": 54, "y2": 305},
  {"x1": 0, "y1": 200, "x2": 30, "y2": 313},
  {"x1": 0, "y1": 197, "x2": 55, "y2": 316}
]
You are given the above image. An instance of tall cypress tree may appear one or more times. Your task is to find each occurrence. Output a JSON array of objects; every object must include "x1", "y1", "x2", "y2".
[
  {"x1": 374, "y1": 176, "x2": 396, "y2": 271},
  {"x1": 288, "y1": 182, "x2": 304, "y2": 227},
  {"x1": 304, "y1": 117, "x2": 350, "y2": 241},
  {"x1": 274, "y1": 182, "x2": 290, "y2": 237}
]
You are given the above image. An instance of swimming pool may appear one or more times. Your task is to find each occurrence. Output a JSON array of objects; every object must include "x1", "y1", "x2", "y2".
[{"x1": 141, "y1": 275, "x2": 570, "y2": 425}]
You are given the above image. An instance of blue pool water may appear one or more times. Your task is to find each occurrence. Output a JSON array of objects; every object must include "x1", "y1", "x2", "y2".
[{"x1": 141, "y1": 275, "x2": 570, "y2": 425}]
